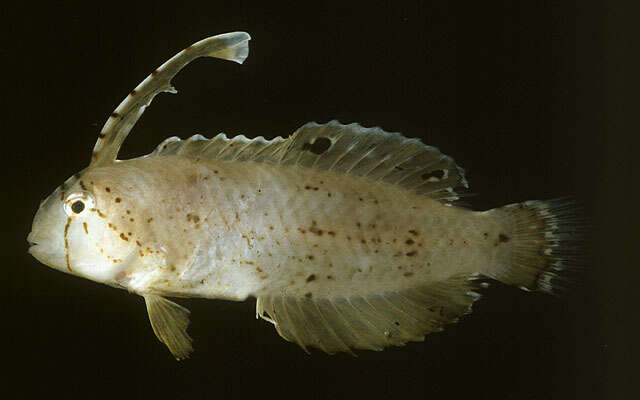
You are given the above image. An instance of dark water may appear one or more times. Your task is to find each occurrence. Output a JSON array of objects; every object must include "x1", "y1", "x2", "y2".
[{"x1": 1, "y1": 1, "x2": 631, "y2": 399}]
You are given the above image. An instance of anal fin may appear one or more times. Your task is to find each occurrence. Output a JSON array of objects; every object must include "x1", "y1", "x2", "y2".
[
  {"x1": 256, "y1": 274, "x2": 482, "y2": 354},
  {"x1": 144, "y1": 294, "x2": 193, "y2": 360}
]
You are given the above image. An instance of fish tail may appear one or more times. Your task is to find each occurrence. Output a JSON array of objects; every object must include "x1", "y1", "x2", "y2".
[{"x1": 493, "y1": 198, "x2": 586, "y2": 294}]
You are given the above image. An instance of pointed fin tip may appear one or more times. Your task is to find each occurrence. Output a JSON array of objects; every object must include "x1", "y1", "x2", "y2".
[{"x1": 144, "y1": 294, "x2": 193, "y2": 360}]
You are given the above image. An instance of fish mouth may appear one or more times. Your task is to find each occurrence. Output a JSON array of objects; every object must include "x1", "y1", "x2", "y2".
[{"x1": 27, "y1": 232, "x2": 38, "y2": 250}]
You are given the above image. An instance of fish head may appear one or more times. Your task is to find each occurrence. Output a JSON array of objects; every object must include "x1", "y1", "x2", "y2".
[{"x1": 28, "y1": 172, "x2": 136, "y2": 285}]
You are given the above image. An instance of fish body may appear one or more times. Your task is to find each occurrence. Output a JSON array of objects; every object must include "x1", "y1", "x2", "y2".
[
  {"x1": 58, "y1": 149, "x2": 506, "y2": 300},
  {"x1": 28, "y1": 32, "x2": 582, "y2": 359}
]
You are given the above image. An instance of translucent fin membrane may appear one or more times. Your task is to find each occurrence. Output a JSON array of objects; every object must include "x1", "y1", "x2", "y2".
[
  {"x1": 144, "y1": 295, "x2": 193, "y2": 360},
  {"x1": 256, "y1": 274, "x2": 482, "y2": 354},
  {"x1": 497, "y1": 198, "x2": 586, "y2": 294},
  {"x1": 150, "y1": 121, "x2": 468, "y2": 203}
]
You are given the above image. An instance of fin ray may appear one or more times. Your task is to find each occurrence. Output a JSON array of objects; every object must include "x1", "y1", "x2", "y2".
[
  {"x1": 150, "y1": 120, "x2": 468, "y2": 202},
  {"x1": 256, "y1": 274, "x2": 481, "y2": 354},
  {"x1": 144, "y1": 294, "x2": 193, "y2": 360},
  {"x1": 91, "y1": 32, "x2": 251, "y2": 166}
]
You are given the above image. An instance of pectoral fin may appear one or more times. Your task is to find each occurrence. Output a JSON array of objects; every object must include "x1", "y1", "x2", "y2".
[{"x1": 144, "y1": 294, "x2": 193, "y2": 360}]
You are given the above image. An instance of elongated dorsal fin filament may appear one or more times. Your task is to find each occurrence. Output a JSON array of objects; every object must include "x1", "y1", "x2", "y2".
[{"x1": 90, "y1": 32, "x2": 251, "y2": 167}]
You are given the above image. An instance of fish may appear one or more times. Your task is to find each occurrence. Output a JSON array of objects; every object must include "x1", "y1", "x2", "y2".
[{"x1": 27, "y1": 31, "x2": 583, "y2": 360}]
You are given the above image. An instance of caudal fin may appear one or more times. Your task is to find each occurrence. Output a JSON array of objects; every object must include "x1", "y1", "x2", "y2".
[{"x1": 494, "y1": 199, "x2": 585, "y2": 294}]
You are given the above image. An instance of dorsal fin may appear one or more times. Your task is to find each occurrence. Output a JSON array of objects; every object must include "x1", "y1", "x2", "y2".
[
  {"x1": 150, "y1": 120, "x2": 468, "y2": 202},
  {"x1": 90, "y1": 32, "x2": 250, "y2": 167}
]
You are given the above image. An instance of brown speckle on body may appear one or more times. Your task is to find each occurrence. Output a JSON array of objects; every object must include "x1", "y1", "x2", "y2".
[
  {"x1": 82, "y1": 222, "x2": 88, "y2": 234},
  {"x1": 406, "y1": 251, "x2": 417, "y2": 257},
  {"x1": 499, "y1": 233, "x2": 510, "y2": 243},
  {"x1": 306, "y1": 274, "x2": 316, "y2": 282}
]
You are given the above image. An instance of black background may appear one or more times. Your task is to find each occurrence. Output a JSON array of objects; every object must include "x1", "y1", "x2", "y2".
[{"x1": 1, "y1": 1, "x2": 634, "y2": 399}]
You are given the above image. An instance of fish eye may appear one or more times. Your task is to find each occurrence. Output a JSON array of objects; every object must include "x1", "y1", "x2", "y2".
[
  {"x1": 64, "y1": 192, "x2": 96, "y2": 216},
  {"x1": 71, "y1": 201, "x2": 85, "y2": 214}
]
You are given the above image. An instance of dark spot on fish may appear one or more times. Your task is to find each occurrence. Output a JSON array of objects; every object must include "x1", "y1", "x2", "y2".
[
  {"x1": 403, "y1": 272, "x2": 414, "y2": 277},
  {"x1": 406, "y1": 251, "x2": 417, "y2": 257},
  {"x1": 327, "y1": 192, "x2": 332, "y2": 197},
  {"x1": 130, "y1": 89, "x2": 137, "y2": 96},
  {"x1": 405, "y1": 239, "x2": 415, "y2": 245},
  {"x1": 305, "y1": 292, "x2": 313, "y2": 298},
  {"x1": 361, "y1": 239, "x2": 366, "y2": 244},
  {"x1": 483, "y1": 232, "x2": 489, "y2": 238},
  {"x1": 306, "y1": 255, "x2": 314, "y2": 260},
  {"x1": 421, "y1": 170, "x2": 444, "y2": 181},
  {"x1": 110, "y1": 112, "x2": 120, "y2": 118},
  {"x1": 147, "y1": 218, "x2": 153, "y2": 223},
  {"x1": 119, "y1": 233, "x2": 128, "y2": 241},
  {"x1": 298, "y1": 228, "x2": 306, "y2": 234},
  {"x1": 356, "y1": 222, "x2": 361, "y2": 228},
  {"x1": 301, "y1": 137, "x2": 331, "y2": 154},
  {"x1": 395, "y1": 166, "x2": 405, "y2": 171},
  {"x1": 408, "y1": 230, "x2": 419, "y2": 236},
  {"x1": 187, "y1": 214, "x2": 200, "y2": 223},
  {"x1": 327, "y1": 275, "x2": 333, "y2": 279},
  {"x1": 105, "y1": 187, "x2": 111, "y2": 193},
  {"x1": 359, "y1": 197, "x2": 363, "y2": 201},
  {"x1": 98, "y1": 133, "x2": 106, "y2": 139},
  {"x1": 151, "y1": 69, "x2": 159, "y2": 76},
  {"x1": 306, "y1": 274, "x2": 316, "y2": 282},
  {"x1": 269, "y1": 226, "x2": 274, "y2": 230},
  {"x1": 82, "y1": 222, "x2": 88, "y2": 234},
  {"x1": 328, "y1": 231, "x2": 336, "y2": 236},
  {"x1": 499, "y1": 233, "x2": 510, "y2": 243},
  {"x1": 136, "y1": 240, "x2": 142, "y2": 247},
  {"x1": 394, "y1": 321, "x2": 400, "y2": 326}
]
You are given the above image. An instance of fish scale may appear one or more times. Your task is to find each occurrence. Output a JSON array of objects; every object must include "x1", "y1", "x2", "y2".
[{"x1": 27, "y1": 32, "x2": 583, "y2": 359}]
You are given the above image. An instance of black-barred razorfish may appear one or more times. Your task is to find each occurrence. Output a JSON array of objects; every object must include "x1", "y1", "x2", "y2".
[{"x1": 27, "y1": 32, "x2": 583, "y2": 359}]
